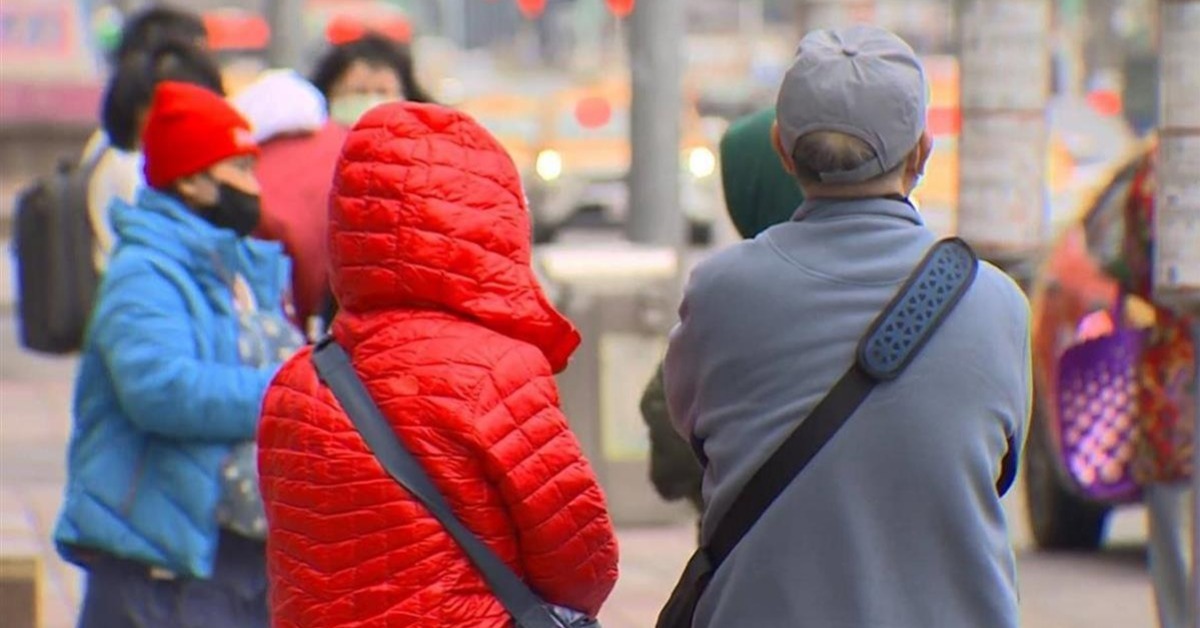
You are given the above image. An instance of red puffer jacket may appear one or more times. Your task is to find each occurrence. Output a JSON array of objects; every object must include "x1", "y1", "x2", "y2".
[{"x1": 257, "y1": 103, "x2": 620, "y2": 627}]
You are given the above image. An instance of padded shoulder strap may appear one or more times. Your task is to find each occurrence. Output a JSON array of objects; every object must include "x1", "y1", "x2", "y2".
[
  {"x1": 706, "y1": 238, "x2": 978, "y2": 565},
  {"x1": 858, "y1": 237, "x2": 979, "y2": 380}
]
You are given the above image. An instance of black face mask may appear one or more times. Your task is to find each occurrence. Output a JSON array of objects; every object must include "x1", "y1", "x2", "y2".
[{"x1": 197, "y1": 182, "x2": 262, "y2": 238}]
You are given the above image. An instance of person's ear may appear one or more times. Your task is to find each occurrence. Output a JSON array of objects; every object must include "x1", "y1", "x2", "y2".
[
  {"x1": 771, "y1": 122, "x2": 797, "y2": 175},
  {"x1": 910, "y1": 130, "x2": 933, "y2": 177}
]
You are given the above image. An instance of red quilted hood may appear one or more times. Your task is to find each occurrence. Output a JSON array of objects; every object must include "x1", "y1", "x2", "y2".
[{"x1": 329, "y1": 103, "x2": 580, "y2": 371}]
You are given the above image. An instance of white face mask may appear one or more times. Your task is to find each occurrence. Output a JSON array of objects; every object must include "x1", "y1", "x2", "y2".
[{"x1": 329, "y1": 94, "x2": 392, "y2": 127}]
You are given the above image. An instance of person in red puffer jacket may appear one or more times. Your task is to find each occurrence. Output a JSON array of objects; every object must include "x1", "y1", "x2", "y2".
[{"x1": 257, "y1": 102, "x2": 620, "y2": 628}]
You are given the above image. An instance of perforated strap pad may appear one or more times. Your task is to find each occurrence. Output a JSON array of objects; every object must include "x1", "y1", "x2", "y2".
[{"x1": 857, "y1": 238, "x2": 979, "y2": 381}]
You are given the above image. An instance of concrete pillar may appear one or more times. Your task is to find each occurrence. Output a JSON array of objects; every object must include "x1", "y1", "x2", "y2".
[
  {"x1": 265, "y1": 0, "x2": 305, "y2": 70},
  {"x1": 1155, "y1": 0, "x2": 1200, "y2": 315},
  {"x1": 1155, "y1": 3, "x2": 1200, "y2": 620},
  {"x1": 443, "y1": 0, "x2": 468, "y2": 47},
  {"x1": 956, "y1": 0, "x2": 1053, "y2": 266},
  {"x1": 626, "y1": 0, "x2": 684, "y2": 246}
]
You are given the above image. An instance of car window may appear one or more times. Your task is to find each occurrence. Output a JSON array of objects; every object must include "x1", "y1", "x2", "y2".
[{"x1": 1082, "y1": 164, "x2": 1138, "y2": 268}]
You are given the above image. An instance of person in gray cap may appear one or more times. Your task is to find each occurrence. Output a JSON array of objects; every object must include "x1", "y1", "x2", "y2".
[{"x1": 662, "y1": 25, "x2": 1030, "y2": 627}]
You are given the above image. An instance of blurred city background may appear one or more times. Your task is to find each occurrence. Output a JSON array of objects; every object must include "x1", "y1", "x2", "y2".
[
  {"x1": 0, "y1": 1, "x2": 1194, "y2": 627},
  {"x1": 0, "y1": 0, "x2": 1165, "y2": 235}
]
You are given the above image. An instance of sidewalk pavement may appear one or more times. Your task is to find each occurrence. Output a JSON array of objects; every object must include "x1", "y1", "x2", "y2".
[{"x1": 0, "y1": 326, "x2": 79, "y2": 628}]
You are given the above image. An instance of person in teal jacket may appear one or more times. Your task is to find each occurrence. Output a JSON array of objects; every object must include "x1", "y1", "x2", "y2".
[{"x1": 55, "y1": 82, "x2": 301, "y2": 627}]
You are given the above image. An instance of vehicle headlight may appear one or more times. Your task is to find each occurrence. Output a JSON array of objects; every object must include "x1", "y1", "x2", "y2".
[
  {"x1": 688, "y1": 147, "x2": 716, "y2": 179},
  {"x1": 536, "y1": 150, "x2": 563, "y2": 182}
]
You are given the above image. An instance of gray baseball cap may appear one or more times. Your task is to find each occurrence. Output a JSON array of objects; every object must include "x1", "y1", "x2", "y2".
[{"x1": 776, "y1": 25, "x2": 928, "y2": 184}]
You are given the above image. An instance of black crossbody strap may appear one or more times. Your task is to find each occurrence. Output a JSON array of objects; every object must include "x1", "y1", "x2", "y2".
[
  {"x1": 311, "y1": 340, "x2": 565, "y2": 628},
  {"x1": 707, "y1": 237, "x2": 978, "y2": 563}
]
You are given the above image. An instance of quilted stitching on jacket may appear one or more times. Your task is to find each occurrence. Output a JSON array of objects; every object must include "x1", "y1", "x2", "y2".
[{"x1": 258, "y1": 103, "x2": 618, "y2": 628}]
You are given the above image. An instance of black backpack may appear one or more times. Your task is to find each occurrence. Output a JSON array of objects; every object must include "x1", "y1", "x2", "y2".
[{"x1": 11, "y1": 149, "x2": 105, "y2": 354}]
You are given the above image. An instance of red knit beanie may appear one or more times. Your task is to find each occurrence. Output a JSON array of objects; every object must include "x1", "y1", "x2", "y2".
[{"x1": 142, "y1": 81, "x2": 259, "y2": 190}]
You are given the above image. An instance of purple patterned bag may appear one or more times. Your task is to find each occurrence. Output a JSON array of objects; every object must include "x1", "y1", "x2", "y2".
[{"x1": 1055, "y1": 300, "x2": 1146, "y2": 503}]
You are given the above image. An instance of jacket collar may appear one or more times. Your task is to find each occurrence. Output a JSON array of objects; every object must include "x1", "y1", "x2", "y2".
[
  {"x1": 792, "y1": 196, "x2": 925, "y2": 227},
  {"x1": 112, "y1": 188, "x2": 286, "y2": 303}
]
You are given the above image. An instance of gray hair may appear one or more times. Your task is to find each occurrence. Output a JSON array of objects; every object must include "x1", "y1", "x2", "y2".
[{"x1": 790, "y1": 131, "x2": 903, "y2": 185}]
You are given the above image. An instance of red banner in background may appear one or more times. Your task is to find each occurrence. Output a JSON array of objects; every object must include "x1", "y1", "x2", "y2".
[
  {"x1": 0, "y1": 82, "x2": 101, "y2": 126},
  {"x1": 0, "y1": 0, "x2": 100, "y2": 126}
]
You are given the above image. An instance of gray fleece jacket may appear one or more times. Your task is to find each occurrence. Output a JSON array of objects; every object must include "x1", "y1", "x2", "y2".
[{"x1": 664, "y1": 197, "x2": 1031, "y2": 628}]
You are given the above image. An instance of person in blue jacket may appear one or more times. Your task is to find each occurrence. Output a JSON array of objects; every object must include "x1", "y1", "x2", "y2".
[{"x1": 54, "y1": 81, "x2": 303, "y2": 627}]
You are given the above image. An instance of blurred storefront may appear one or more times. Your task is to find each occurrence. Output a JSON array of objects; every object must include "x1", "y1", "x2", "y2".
[
  {"x1": 0, "y1": 0, "x2": 106, "y2": 218},
  {"x1": 0, "y1": 0, "x2": 104, "y2": 127}
]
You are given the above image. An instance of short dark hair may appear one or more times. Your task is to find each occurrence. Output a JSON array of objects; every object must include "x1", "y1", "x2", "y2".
[
  {"x1": 790, "y1": 131, "x2": 903, "y2": 185},
  {"x1": 101, "y1": 40, "x2": 224, "y2": 151},
  {"x1": 112, "y1": 5, "x2": 207, "y2": 65},
  {"x1": 310, "y1": 33, "x2": 433, "y2": 103}
]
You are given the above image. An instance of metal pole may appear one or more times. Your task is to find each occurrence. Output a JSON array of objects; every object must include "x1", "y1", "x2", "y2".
[
  {"x1": 266, "y1": 0, "x2": 305, "y2": 70},
  {"x1": 443, "y1": 0, "x2": 468, "y2": 47},
  {"x1": 956, "y1": 0, "x2": 1052, "y2": 268},
  {"x1": 626, "y1": 0, "x2": 683, "y2": 245},
  {"x1": 1155, "y1": 3, "x2": 1200, "y2": 623}
]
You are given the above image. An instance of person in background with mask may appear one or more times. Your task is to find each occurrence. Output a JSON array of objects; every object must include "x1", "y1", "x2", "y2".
[
  {"x1": 308, "y1": 31, "x2": 435, "y2": 324},
  {"x1": 55, "y1": 81, "x2": 300, "y2": 628},
  {"x1": 88, "y1": 39, "x2": 226, "y2": 266},
  {"x1": 310, "y1": 31, "x2": 434, "y2": 128},
  {"x1": 233, "y1": 70, "x2": 348, "y2": 333}
]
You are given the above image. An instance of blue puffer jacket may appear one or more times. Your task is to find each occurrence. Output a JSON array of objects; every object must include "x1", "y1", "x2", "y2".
[{"x1": 54, "y1": 188, "x2": 290, "y2": 578}]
